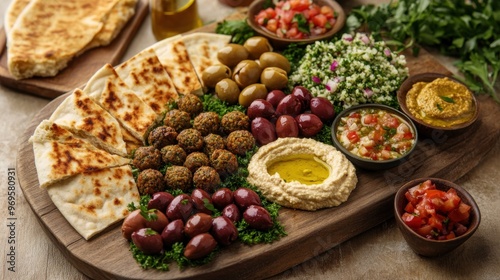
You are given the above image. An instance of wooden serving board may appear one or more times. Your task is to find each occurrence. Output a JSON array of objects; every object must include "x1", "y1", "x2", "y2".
[
  {"x1": 16, "y1": 10, "x2": 500, "y2": 280},
  {"x1": 0, "y1": 0, "x2": 149, "y2": 99}
]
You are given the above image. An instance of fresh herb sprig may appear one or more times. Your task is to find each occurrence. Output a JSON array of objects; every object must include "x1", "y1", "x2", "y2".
[{"x1": 216, "y1": 19, "x2": 256, "y2": 45}]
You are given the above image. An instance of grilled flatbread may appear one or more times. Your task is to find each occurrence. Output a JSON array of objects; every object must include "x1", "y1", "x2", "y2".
[
  {"x1": 48, "y1": 88, "x2": 127, "y2": 156},
  {"x1": 83, "y1": 64, "x2": 158, "y2": 143},
  {"x1": 3, "y1": 0, "x2": 30, "y2": 38},
  {"x1": 30, "y1": 120, "x2": 130, "y2": 189},
  {"x1": 150, "y1": 35, "x2": 204, "y2": 96},
  {"x1": 47, "y1": 165, "x2": 140, "y2": 240},
  {"x1": 115, "y1": 48, "x2": 179, "y2": 114}
]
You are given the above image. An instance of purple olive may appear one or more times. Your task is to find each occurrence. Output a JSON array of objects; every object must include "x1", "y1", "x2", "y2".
[
  {"x1": 222, "y1": 203, "x2": 241, "y2": 223},
  {"x1": 251, "y1": 117, "x2": 277, "y2": 146},
  {"x1": 275, "y1": 115, "x2": 299, "y2": 138},
  {"x1": 266, "y1": 89, "x2": 286, "y2": 108},
  {"x1": 247, "y1": 99, "x2": 275, "y2": 119},
  {"x1": 145, "y1": 210, "x2": 169, "y2": 234},
  {"x1": 275, "y1": 94, "x2": 303, "y2": 117},
  {"x1": 161, "y1": 219, "x2": 185, "y2": 247},
  {"x1": 212, "y1": 188, "x2": 234, "y2": 210},
  {"x1": 148, "y1": 192, "x2": 174, "y2": 213},
  {"x1": 291, "y1": 86, "x2": 313, "y2": 111},
  {"x1": 166, "y1": 194, "x2": 194, "y2": 222},
  {"x1": 211, "y1": 216, "x2": 239, "y2": 246},
  {"x1": 131, "y1": 228, "x2": 163, "y2": 255},
  {"x1": 184, "y1": 233, "x2": 217, "y2": 260},
  {"x1": 243, "y1": 205, "x2": 273, "y2": 231},
  {"x1": 191, "y1": 188, "x2": 213, "y2": 215},
  {"x1": 184, "y1": 213, "x2": 213, "y2": 238},
  {"x1": 233, "y1": 188, "x2": 261, "y2": 210},
  {"x1": 295, "y1": 113, "x2": 324, "y2": 137},
  {"x1": 310, "y1": 97, "x2": 335, "y2": 123}
]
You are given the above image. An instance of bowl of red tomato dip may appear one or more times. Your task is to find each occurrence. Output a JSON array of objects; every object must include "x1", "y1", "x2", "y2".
[
  {"x1": 247, "y1": 0, "x2": 346, "y2": 49},
  {"x1": 331, "y1": 104, "x2": 418, "y2": 170},
  {"x1": 394, "y1": 178, "x2": 481, "y2": 257}
]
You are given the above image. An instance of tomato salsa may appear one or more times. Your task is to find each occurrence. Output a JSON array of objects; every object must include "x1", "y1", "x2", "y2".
[
  {"x1": 254, "y1": 0, "x2": 337, "y2": 39},
  {"x1": 335, "y1": 108, "x2": 415, "y2": 161},
  {"x1": 402, "y1": 180, "x2": 472, "y2": 240}
]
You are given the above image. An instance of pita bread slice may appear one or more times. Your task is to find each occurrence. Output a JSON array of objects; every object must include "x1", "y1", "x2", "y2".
[
  {"x1": 120, "y1": 125, "x2": 143, "y2": 155},
  {"x1": 83, "y1": 64, "x2": 159, "y2": 143},
  {"x1": 150, "y1": 35, "x2": 204, "y2": 96},
  {"x1": 48, "y1": 88, "x2": 127, "y2": 156},
  {"x1": 3, "y1": 0, "x2": 30, "y2": 38},
  {"x1": 47, "y1": 165, "x2": 140, "y2": 240},
  {"x1": 30, "y1": 120, "x2": 130, "y2": 189},
  {"x1": 115, "y1": 48, "x2": 179, "y2": 114}
]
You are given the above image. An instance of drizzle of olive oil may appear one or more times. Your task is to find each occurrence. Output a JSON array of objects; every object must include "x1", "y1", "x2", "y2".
[
  {"x1": 150, "y1": 0, "x2": 203, "y2": 40},
  {"x1": 267, "y1": 154, "x2": 330, "y2": 185}
]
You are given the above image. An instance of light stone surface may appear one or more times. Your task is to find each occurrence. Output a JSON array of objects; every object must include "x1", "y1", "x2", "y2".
[{"x1": 0, "y1": 1, "x2": 499, "y2": 279}]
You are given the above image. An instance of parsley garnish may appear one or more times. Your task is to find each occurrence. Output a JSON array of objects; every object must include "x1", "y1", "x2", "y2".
[
  {"x1": 292, "y1": 14, "x2": 310, "y2": 34},
  {"x1": 439, "y1": 96, "x2": 455, "y2": 103}
]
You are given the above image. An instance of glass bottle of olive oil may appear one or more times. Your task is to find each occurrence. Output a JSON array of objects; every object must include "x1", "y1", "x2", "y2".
[{"x1": 150, "y1": 0, "x2": 203, "y2": 40}]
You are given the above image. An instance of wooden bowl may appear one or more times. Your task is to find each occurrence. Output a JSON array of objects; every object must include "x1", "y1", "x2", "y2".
[
  {"x1": 247, "y1": 0, "x2": 346, "y2": 49},
  {"x1": 397, "y1": 73, "x2": 479, "y2": 138},
  {"x1": 394, "y1": 178, "x2": 481, "y2": 257}
]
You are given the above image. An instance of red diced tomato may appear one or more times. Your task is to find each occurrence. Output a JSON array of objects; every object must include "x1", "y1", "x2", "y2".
[
  {"x1": 346, "y1": 131, "x2": 360, "y2": 143},
  {"x1": 415, "y1": 224, "x2": 433, "y2": 237},
  {"x1": 311, "y1": 14, "x2": 328, "y2": 28},
  {"x1": 363, "y1": 114, "x2": 378, "y2": 125},
  {"x1": 264, "y1": 7, "x2": 277, "y2": 18},
  {"x1": 404, "y1": 201, "x2": 414, "y2": 213},
  {"x1": 290, "y1": 0, "x2": 310, "y2": 11},
  {"x1": 266, "y1": 19, "x2": 278, "y2": 33},
  {"x1": 320, "y1": 5, "x2": 334, "y2": 18},
  {"x1": 448, "y1": 202, "x2": 471, "y2": 223},
  {"x1": 402, "y1": 213, "x2": 422, "y2": 229}
]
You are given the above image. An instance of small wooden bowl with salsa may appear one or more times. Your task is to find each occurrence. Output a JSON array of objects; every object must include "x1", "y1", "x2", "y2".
[{"x1": 247, "y1": 0, "x2": 346, "y2": 49}]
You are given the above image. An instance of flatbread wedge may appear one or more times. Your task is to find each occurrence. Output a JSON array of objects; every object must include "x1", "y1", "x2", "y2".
[
  {"x1": 116, "y1": 48, "x2": 179, "y2": 114},
  {"x1": 30, "y1": 120, "x2": 130, "y2": 189},
  {"x1": 3, "y1": 0, "x2": 30, "y2": 37},
  {"x1": 47, "y1": 165, "x2": 140, "y2": 240},
  {"x1": 48, "y1": 88, "x2": 127, "y2": 156}
]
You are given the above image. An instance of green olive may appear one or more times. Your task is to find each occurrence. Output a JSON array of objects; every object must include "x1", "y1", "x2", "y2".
[
  {"x1": 217, "y1": 44, "x2": 249, "y2": 68},
  {"x1": 260, "y1": 67, "x2": 288, "y2": 90},
  {"x1": 215, "y1": 78, "x2": 240, "y2": 105},
  {"x1": 259, "y1": 52, "x2": 291, "y2": 74},
  {"x1": 243, "y1": 36, "x2": 273, "y2": 60},
  {"x1": 201, "y1": 64, "x2": 232, "y2": 88},
  {"x1": 232, "y1": 60, "x2": 262, "y2": 89},
  {"x1": 238, "y1": 83, "x2": 268, "y2": 107}
]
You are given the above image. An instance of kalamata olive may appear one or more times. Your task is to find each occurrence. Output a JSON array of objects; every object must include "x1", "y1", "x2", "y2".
[
  {"x1": 148, "y1": 192, "x2": 175, "y2": 213},
  {"x1": 161, "y1": 219, "x2": 185, "y2": 247},
  {"x1": 184, "y1": 213, "x2": 213, "y2": 238},
  {"x1": 215, "y1": 78, "x2": 240, "y2": 105},
  {"x1": 121, "y1": 209, "x2": 147, "y2": 240},
  {"x1": 295, "y1": 113, "x2": 324, "y2": 137},
  {"x1": 217, "y1": 43, "x2": 249, "y2": 68},
  {"x1": 222, "y1": 204, "x2": 241, "y2": 223},
  {"x1": 145, "y1": 210, "x2": 169, "y2": 234},
  {"x1": 275, "y1": 115, "x2": 299, "y2": 138},
  {"x1": 239, "y1": 83, "x2": 268, "y2": 108},
  {"x1": 243, "y1": 205, "x2": 273, "y2": 231},
  {"x1": 184, "y1": 233, "x2": 218, "y2": 260},
  {"x1": 310, "y1": 97, "x2": 335, "y2": 123},
  {"x1": 191, "y1": 188, "x2": 213, "y2": 214},
  {"x1": 260, "y1": 67, "x2": 288, "y2": 90},
  {"x1": 201, "y1": 64, "x2": 232, "y2": 88},
  {"x1": 211, "y1": 216, "x2": 238, "y2": 246},
  {"x1": 233, "y1": 60, "x2": 262, "y2": 89},
  {"x1": 243, "y1": 36, "x2": 273, "y2": 59},
  {"x1": 251, "y1": 117, "x2": 277, "y2": 145},
  {"x1": 131, "y1": 228, "x2": 163, "y2": 255},
  {"x1": 276, "y1": 94, "x2": 303, "y2": 117},
  {"x1": 212, "y1": 188, "x2": 234, "y2": 210},
  {"x1": 291, "y1": 86, "x2": 313, "y2": 111},
  {"x1": 233, "y1": 188, "x2": 261, "y2": 209},
  {"x1": 166, "y1": 194, "x2": 194, "y2": 222},
  {"x1": 247, "y1": 99, "x2": 275, "y2": 120},
  {"x1": 266, "y1": 90, "x2": 286, "y2": 108},
  {"x1": 259, "y1": 52, "x2": 291, "y2": 73}
]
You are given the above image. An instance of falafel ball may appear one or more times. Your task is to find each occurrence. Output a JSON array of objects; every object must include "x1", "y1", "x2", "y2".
[
  {"x1": 164, "y1": 166, "x2": 192, "y2": 191},
  {"x1": 221, "y1": 111, "x2": 250, "y2": 134},
  {"x1": 184, "y1": 152, "x2": 210, "y2": 173},
  {"x1": 133, "y1": 146, "x2": 163, "y2": 170},
  {"x1": 193, "y1": 111, "x2": 221, "y2": 136},
  {"x1": 193, "y1": 166, "x2": 221, "y2": 193},
  {"x1": 148, "y1": 126, "x2": 178, "y2": 150},
  {"x1": 177, "y1": 94, "x2": 203, "y2": 118},
  {"x1": 137, "y1": 169, "x2": 165, "y2": 195},
  {"x1": 164, "y1": 109, "x2": 192, "y2": 133},
  {"x1": 226, "y1": 130, "x2": 256, "y2": 156},
  {"x1": 177, "y1": 128, "x2": 204, "y2": 153},
  {"x1": 210, "y1": 149, "x2": 239, "y2": 177},
  {"x1": 203, "y1": 133, "x2": 225, "y2": 158},
  {"x1": 160, "y1": 144, "x2": 187, "y2": 166}
]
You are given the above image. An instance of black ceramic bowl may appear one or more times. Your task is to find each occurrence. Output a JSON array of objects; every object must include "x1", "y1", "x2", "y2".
[{"x1": 331, "y1": 104, "x2": 418, "y2": 170}]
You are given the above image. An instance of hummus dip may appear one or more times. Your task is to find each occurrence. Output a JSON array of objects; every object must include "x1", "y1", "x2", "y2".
[
  {"x1": 247, "y1": 138, "x2": 358, "y2": 211},
  {"x1": 406, "y1": 77, "x2": 475, "y2": 127}
]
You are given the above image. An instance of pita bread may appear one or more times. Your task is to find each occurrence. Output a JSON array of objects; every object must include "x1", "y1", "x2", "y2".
[
  {"x1": 30, "y1": 120, "x2": 130, "y2": 189},
  {"x1": 3, "y1": 0, "x2": 30, "y2": 38},
  {"x1": 83, "y1": 64, "x2": 159, "y2": 143},
  {"x1": 120, "y1": 125, "x2": 143, "y2": 155},
  {"x1": 6, "y1": 0, "x2": 120, "y2": 79},
  {"x1": 115, "y1": 48, "x2": 179, "y2": 114},
  {"x1": 48, "y1": 88, "x2": 127, "y2": 156},
  {"x1": 47, "y1": 165, "x2": 140, "y2": 240},
  {"x1": 150, "y1": 35, "x2": 204, "y2": 96}
]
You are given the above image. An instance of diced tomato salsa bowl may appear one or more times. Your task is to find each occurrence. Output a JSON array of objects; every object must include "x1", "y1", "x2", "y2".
[
  {"x1": 394, "y1": 178, "x2": 481, "y2": 257},
  {"x1": 247, "y1": 0, "x2": 346, "y2": 49}
]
